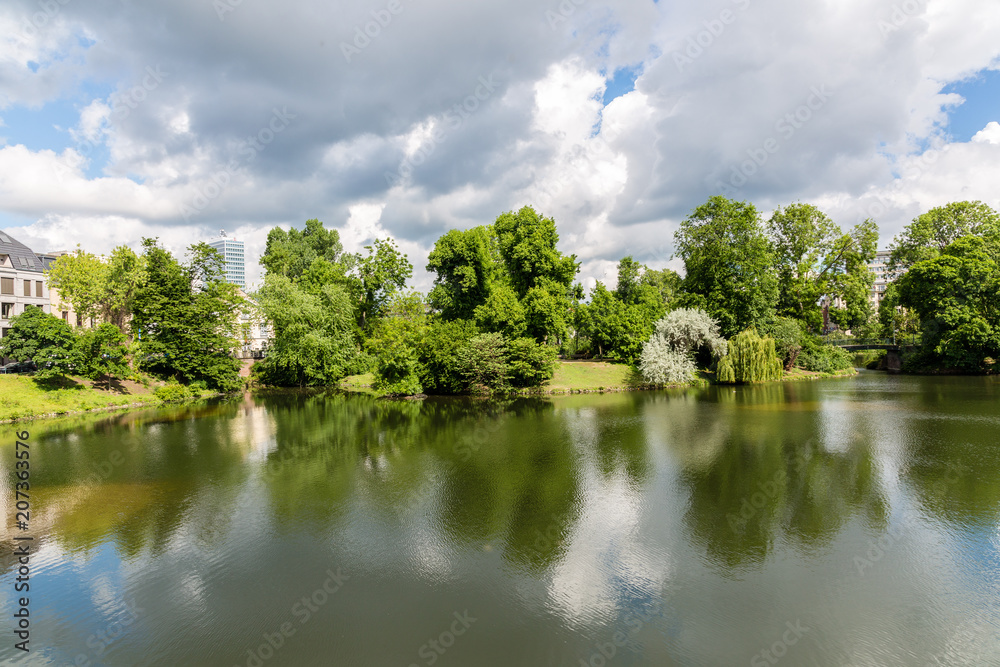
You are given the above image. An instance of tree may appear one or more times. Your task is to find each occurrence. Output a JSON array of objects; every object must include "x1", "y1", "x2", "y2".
[
  {"x1": 260, "y1": 218, "x2": 355, "y2": 280},
  {"x1": 889, "y1": 201, "x2": 1000, "y2": 270},
  {"x1": 456, "y1": 332, "x2": 509, "y2": 395},
  {"x1": 354, "y1": 238, "x2": 413, "y2": 332},
  {"x1": 365, "y1": 293, "x2": 428, "y2": 396},
  {"x1": 77, "y1": 323, "x2": 130, "y2": 388},
  {"x1": 675, "y1": 196, "x2": 779, "y2": 337},
  {"x1": 427, "y1": 226, "x2": 498, "y2": 321},
  {"x1": 0, "y1": 307, "x2": 78, "y2": 381},
  {"x1": 638, "y1": 308, "x2": 727, "y2": 385},
  {"x1": 256, "y1": 274, "x2": 359, "y2": 387},
  {"x1": 767, "y1": 203, "x2": 877, "y2": 331},
  {"x1": 132, "y1": 239, "x2": 242, "y2": 391},
  {"x1": 716, "y1": 329, "x2": 783, "y2": 384},
  {"x1": 895, "y1": 235, "x2": 1000, "y2": 371},
  {"x1": 45, "y1": 245, "x2": 146, "y2": 332}
]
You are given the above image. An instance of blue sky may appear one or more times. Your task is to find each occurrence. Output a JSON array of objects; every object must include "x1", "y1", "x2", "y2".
[{"x1": 943, "y1": 68, "x2": 1000, "y2": 142}]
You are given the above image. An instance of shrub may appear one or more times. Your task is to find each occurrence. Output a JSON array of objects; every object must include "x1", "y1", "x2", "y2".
[
  {"x1": 456, "y1": 333, "x2": 509, "y2": 394},
  {"x1": 154, "y1": 384, "x2": 191, "y2": 402},
  {"x1": 716, "y1": 329, "x2": 783, "y2": 384},
  {"x1": 798, "y1": 336, "x2": 854, "y2": 373},
  {"x1": 763, "y1": 317, "x2": 803, "y2": 370},
  {"x1": 638, "y1": 308, "x2": 725, "y2": 385},
  {"x1": 639, "y1": 335, "x2": 697, "y2": 384},
  {"x1": 507, "y1": 338, "x2": 557, "y2": 388}
]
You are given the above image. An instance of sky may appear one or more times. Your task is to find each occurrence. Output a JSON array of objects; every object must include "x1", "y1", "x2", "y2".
[{"x1": 0, "y1": 0, "x2": 998, "y2": 293}]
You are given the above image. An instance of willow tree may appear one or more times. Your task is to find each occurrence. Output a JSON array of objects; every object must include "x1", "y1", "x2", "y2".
[{"x1": 717, "y1": 329, "x2": 783, "y2": 384}]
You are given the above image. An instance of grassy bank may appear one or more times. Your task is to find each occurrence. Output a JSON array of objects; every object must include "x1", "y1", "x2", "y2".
[
  {"x1": 340, "y1": 361, "x2": 856, "y2": 397},
  {"x1": 0, "y1": 375, "x2": 215, "y2": 423}
]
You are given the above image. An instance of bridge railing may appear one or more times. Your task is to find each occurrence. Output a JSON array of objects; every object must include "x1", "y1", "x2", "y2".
[{"x1": 820, "y1": 336, "x2": 922, "y2": 348}]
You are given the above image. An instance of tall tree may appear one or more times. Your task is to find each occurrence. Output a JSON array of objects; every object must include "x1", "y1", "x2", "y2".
[
  {"x1": 132, "y1": 239, "x2": 242, "y2": 391},
  {"x1": 0, "y1": 307, "x2": 78, "y2": 380},
  {"x1": 768, "y1": 203, "x2": 877, "y2": 331},
  {"x1": 889, "y1": 201, "x2": 1000, "y2": 270},
  {"x1": 260, "y1": 218, "x2": 354, "y2": 280},
  {"x1": 426, "y1": 226, "x2": 498, "y2": 321},
  {"x1": 895, "y1": 235, "x2": 1000, "y2": 371},
  {"x1": 46, "y1": 245, "x2": 145, "y2": 332},
  {"x1": 674, "y1": 196, "x2": 778, "y2": 337},
  {"x1": 493, "y1": 206, "x2": 579, "y2": 343},
  {"x1": 354, "y1": 238, "x2": 413, "y2": 332}
]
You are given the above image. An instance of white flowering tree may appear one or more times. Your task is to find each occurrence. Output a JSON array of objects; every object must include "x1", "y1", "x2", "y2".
[{"x1": 639, "y1": 308, "x2": 727, "y2": 385}]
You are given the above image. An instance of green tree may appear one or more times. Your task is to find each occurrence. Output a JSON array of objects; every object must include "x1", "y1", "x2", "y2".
[
  {"x1": 365, "y1": 293, "x2": 427, "y2": 396},
  {"x1": 260, "y1": 218, "x2": 354, "y2": 280},
  {"x1": 716, "y1": 329, "x2": 783, "y2": 384},
  {"x1": 895, "y1": 235, "x2": 1000, "y2": 371},
  {"x1": 77, "y1": 323, "x2": 130, "y2": 388},
  {"x1": 132, "y1": 240, "x2": 242, "y2": 391},
  {"x1": 46, "y1": 245, "x2": 145, "y2": 331},
  {"x1": 675, "y1": 196, "x2": 779, "y2": 337},
  {"x1": 354, "y1": 238, "x2": 413, "y2": 331},
  {"x1": 0, "y1": 307, "x2": 78, "y2": 380},
  {"x1": 889, "y1": 201, "x2": 1000, "y2": 270},
  {"x1": 427, "y1": 226, "x2": 498, "y2": 321},
  {"x1": 767, "y1": 203, "x2": 877, "y2": 331},
  {"x1": 256, "y1": 274, "x2": 359, "y2": 387},
  {"x1": 456, "y1": 332, "x2": 508, "y2": 395}
]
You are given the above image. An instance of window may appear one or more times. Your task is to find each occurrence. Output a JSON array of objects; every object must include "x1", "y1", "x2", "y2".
[
  {"x1": 24, "y1": 279, "x2": 31, "y2": 296},
  {"x1": 1, "y1": 303, "x2": 12, "y2": 319},
  {"x1": 0, "y1": 278, "x2": 12, "y2": 295},
  {"x1": 76, "y1": 314, "x2": 83, "y2": 327},
  {"x1": 62, "y1": 311, "x2": 69, "y2": 321},
  {"x1": 36, "y1": 281, "x2": 43, "y2": 297}
]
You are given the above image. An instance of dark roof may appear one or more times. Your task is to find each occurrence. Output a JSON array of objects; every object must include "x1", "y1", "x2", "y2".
[{"x1": 0, "y1": 230, "x2": 45, "y2": 274}]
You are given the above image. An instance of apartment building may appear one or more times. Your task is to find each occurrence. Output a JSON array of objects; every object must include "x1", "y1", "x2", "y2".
[
  {"x1": 0, "y1": 231, "x2": 51, "y2": 340},
  {"x1": 869, "y1": 250, "x2": 905, "y2": 308},
  {"x1": 208, "y1": 232, "x2": 246, "y2": 289}
]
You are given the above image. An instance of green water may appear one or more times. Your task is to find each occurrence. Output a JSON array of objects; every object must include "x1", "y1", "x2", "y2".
[{"x1": 2, "y1": 374, "x2": 999, "y2": 666}]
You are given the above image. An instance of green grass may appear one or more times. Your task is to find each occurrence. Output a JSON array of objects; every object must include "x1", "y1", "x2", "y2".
[
  {"x1": 541, "y1": 360, "x2": 647, "y2": 393},
  {"x1": 0, "y1": 374, "x2": 194, "y2": 422}
]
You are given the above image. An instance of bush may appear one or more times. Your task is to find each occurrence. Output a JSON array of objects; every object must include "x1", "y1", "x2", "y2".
[
  {"x1": 154, "y1": 384, "x2": 192, "y2": 402},
  {"x1": 507, "y1": 338, "x2": 557, "y2": 387},
  {"x1": 763, "y1": 317, "x2": 803, "y2": 370},
  {"x1": 639, "y1": 335, "x2": 697, "y2": 384},
  {"x1": 798, "y1": 336, "x2": 854, "y2": 373},
  {"x1": 716, "y1": 329, "x2": 783, "y2": 384},
  {"x1": 456, "y1": 333, "x2": 509, "y2": 394}
]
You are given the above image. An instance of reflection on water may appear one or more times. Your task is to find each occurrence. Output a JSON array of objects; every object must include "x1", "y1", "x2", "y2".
[{"x1": 1, "y1": 375, "x2": 999, "y2": 665}]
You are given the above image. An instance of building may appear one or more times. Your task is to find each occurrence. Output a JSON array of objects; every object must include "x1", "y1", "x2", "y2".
[
  {"x1": 235, "y1": 288, "x2": 271, "y2": 359},
  {"x1": 869, "y1": 250, "x2": 905, "y2": 308},
  {"x1": 0, "y1": 231, "x2": 51, "y2": 345},
  {"x1": 208, "y1": 232, "x2": 246, "y2": 289}
]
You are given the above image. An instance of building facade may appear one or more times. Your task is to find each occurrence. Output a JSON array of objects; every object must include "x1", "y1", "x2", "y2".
[
  {"x1": 208, "y1": 233, "x2": 246, "y2": 289},
  {"x1": 0, "y1": 231, "x2": 51, "y2": 342},
  {"x1": 869, "y1": 250, "x2": 905, "y2": 308}
]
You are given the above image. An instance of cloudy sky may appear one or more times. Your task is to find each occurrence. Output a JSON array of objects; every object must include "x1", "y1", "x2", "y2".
[{"x1": 1, "y1": 0, "x2": 998, "y2": 292}]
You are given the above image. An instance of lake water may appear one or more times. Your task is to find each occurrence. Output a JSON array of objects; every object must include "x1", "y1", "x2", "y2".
[{"x1": 2, "y1": 374, "x2": 999, "y2": 666}]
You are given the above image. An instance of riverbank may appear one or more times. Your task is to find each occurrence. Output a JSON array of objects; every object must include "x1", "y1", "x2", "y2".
[
  {"x1": 339, "y1": 360, "x2": 857, "y2": 396},
  {"x1": 0, "y1": 375, "x2": 216, "y2": 423}
]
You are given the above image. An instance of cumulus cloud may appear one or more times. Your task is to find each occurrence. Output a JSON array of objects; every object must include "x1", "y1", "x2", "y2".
[{"x1": 0, "y1": 0, "x2": 998, "y2": 292}]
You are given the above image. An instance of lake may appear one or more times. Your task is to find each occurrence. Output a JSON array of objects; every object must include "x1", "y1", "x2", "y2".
[{"x1": 2, "y1": 373, "x2": 999, "y2": 666}]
